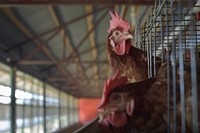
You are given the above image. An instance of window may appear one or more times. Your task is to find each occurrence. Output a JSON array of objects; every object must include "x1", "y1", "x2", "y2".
[
  {"x1": 60, "y1": 93, "x2": 68, "y2": 128},
  {"x1": 0, "y1": 63, "x2": 11, "y2": 133},
  {"x1": 46, "y1": 85, "x2": 59, "y2": 133},
  {"x1": 0, "y1": 62, "x2": 79, "y2": 133},
  {"x1": 16, "y1": 72, "x2": 44, "y2": 133}
]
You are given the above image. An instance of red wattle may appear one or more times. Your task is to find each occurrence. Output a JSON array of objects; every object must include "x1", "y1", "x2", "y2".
[
  {"x1": 126, "y1": 99, "x2": 134, "y2": 116},
  {"x1": 107, "y1": 112, "x2": 127, "y2": 128},
  {"x1": 114, "y1": 39, "x2": 126, "y2": 55}
]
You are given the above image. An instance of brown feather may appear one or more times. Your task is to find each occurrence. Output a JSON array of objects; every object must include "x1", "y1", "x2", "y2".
[
  {"x1": 107, "y1": 28, "x2": 162, "y2": 83},
  {"x1": 107, "y1": 37, "x2": 149, "y2": 82},
  {"x1": 99, "y1": 63, "x2": 200, "y2": 133}
]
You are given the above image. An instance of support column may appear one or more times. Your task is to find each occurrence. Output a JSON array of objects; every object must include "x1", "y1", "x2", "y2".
[
  {"x1": 66, "y1": 94, "x2": 69, "y2": 126},
  {"x1": 22, "y1": 74, "x2": 26, "y2": 133},
  {"x1": 10, "y1": 67, "x2": 16, "y2": 133},
  {"x1": 58, "y1": 91, "x2": 61, "y2": 129},
  {"x1": 67, "y1": 95, "x2": 70, "y2": 125},
  {"x1": 30, "y1": 78, "x2": 34, "y2": 133},
  {"x1": 43, "y1": 82, "x2": 46, "y2": 133}
]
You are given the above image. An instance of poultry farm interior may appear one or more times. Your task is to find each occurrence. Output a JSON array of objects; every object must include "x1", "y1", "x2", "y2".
[{"x1": 0, "y1": 0, "x2": 199, "y2": 133}]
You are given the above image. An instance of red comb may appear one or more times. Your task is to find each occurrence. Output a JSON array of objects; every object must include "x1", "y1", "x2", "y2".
[
  {"x1": 97, "y1": 70, "x2": 128, "y2": 110},
  {"x1": 107, "y1": 11, "x2": 131, "y2": 33}
]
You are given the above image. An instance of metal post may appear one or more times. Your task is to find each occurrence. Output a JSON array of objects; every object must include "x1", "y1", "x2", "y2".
[
  {"x1": 153, "y1": 2, "x2": 157, "y2": 76},
  {"x1": 160, "y1": 13, "x2": 164, "y2": 62},
  {"x1": 70, "y1": 97, "x2": 73, "y2": 124},
  {"x1": 22, "y1": 74, "x2": 26, "y2": 133},
  {"x1": 190, "y1": 45, "x2": 198, "y2": 133},
  {"x1": 150, "y1": 14, "x2": 153, "y2": 78},
  {"x1": 43, "y1": 82, "x2": 46, "y2": 133},
  {"x1": 59, "y1": 90, "x2": 61, "y2": 129},
  {"x1": 135, "y1": 23, "x2": 137, "y2": 47},
  {"x1": 30, "y1": 78, "x2": 34, "y2": 133},
  {"x1": 170, "y1": 1, "x2": 177, "y2": 132},
  {"x1": 67, "y1": 95, "x2": 70, "y2": 125},
  {"x1": 70, "y1": 96, "x2": 73, "y2": 124},
  {"x1": 10, "y1": 67, "x2": 16, "y2": 133},
  {"x1": 165, "y1": 1, "x2": 171, "y2": 133},
  {"x1": 190, "y1": 13, "x2": 198, "y2": 133},
  {"x1": 75, "y1": 99, "x2": 78, "y2": 123},
  {"x1": 76, "y1": 99, "x2": 79, "y2": 123},
  {"x1": 142, "y1": 28, "x2": 145, "y2": 51},
  {"x1": 74, "y1": 99, "x2": 77, "y2": 123},
  {"x1": 178, "y1": 0, "x2": 186, "y2": 132},
  {"x1": 146, "y1": 19, "x2": 150, "y2": 78},
  {"x1": 37, "y1": 81, "x2": 40, "y2": 133},
  {"x1": 71, "y1": 97, "x2": 74, "y2": 124},
  {"x1": 66, "y1": 94, "x2": 68, "y2": 126},
  {"x1": 73, "y1": 98, "x2": 76, "y2": 123}
]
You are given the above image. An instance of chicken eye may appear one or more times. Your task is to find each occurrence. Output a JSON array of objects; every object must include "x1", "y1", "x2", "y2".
[
  {"x1": 115, "y1": 31, "x2": 119, "y2": 36},
  {"x1": 113, "y1": 30, "x2": 120, "y2": 37},
  {"x1": 110, "y1": 93, "x2": 121, "y2": 101}
]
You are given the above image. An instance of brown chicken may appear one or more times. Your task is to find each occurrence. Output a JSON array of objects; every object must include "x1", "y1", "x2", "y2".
[
  {"x1": 74, "y1": 65, "x2": 167, "y2": 133},
  {"x1": 74, "y1": 63, "x2": 200, "y2": 133},
  {"x1": 98, "y1": 63, "x2": 200, "y2": 132},
  {"x1": 106, "y1": 11, "x2": 150, "y2": 82},
  {"x1": 97, "y1": 63, "x2": 168, "y2": 133}
]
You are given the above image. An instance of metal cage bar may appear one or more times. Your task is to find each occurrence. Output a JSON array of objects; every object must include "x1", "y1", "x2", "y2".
[
  {"x1": 178, "y1": 0, "x2": 186, "y2": 132},
  {"x1": 170, "y1": 1, "x2": 178, "y2": 132},
  {"x1": 136, "y1": 0, "x2": 200, "y2": 132},
  {"x1": 190, "y1": 1, "x2": 199, "y2": 132},
  {"x1": 164, "y1": 2, "x2": 172, "y2": 133}
]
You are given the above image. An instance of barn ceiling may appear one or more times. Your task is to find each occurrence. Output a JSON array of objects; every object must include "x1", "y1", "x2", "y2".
[{"x1": 0, "y1": 0, "x2": 155, "y2": 98}]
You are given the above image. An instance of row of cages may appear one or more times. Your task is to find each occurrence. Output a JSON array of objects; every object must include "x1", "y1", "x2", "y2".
[
  {"x1": 0, "y1": 62, "x2": 79, "y2": 133},
  {"x1": 135, "y1": 0, "x2": 199, "y2": 132}
]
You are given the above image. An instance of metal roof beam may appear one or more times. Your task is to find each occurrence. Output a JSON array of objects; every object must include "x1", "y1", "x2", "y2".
[
  {"x1": 19, "y1": 60, "x2": 107, "y2": 65},
  {"x1": 0, "y1": 0, "x2": 156, "y2": 6},
  {"x1": 0, "y1": 0, "x2": 194, "y2": 7},
  {"x1": 48, "y1": 76, "x2": 106, "y2": 82},
  {"x1": 4, "y1": 6, "x2": 108, "y2": 52}
]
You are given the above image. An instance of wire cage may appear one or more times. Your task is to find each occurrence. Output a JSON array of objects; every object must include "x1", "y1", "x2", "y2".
[{"x1": 135, "y1": 0, "x2": 200, "y2": 132}]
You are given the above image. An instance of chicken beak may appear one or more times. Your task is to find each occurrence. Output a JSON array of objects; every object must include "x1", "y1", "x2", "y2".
[
  {"x1": 98, "y1": 109, "x2": 110, "y2": 123},
  {"x1": 98, "y1": 107, "x2": 117, "y2": 123},
  {"x1": 98, "y1": 112, "x2": 104, "y2": 123},
  {"x1": 109, "y1": 35, "x2": 114, "y2": 40},
  {"x1": 109, "y1": 35, "x2": 116, "y2": 48},
  {"x1": 123, "y1": 32, "x2": 133, "y2": 40},
  {"x1": 98, "y1": 108, "x2": 105, "y2": 122}
]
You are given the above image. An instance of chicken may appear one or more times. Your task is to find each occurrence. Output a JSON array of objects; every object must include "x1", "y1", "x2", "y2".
[
  {"x1": 97, "y1": 63, "x2": 168, "y2": 133},
  {"x1": 107, "y1": 11, "x2": 160, "y2": 82},
  {"x1": 74, "y1": 63, "x2": 199, "y2": 133},
  {"x1": 97, "y1": 63, "x2": 200, "y2": 133},
  {"x1": 73, "y1": 65, "x2": 167, "y2": 133}
]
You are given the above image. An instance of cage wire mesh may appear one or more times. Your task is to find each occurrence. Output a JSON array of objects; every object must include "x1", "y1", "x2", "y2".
[{"x1": 135, "y1": 0, "x2": 200, "y2": 132}]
